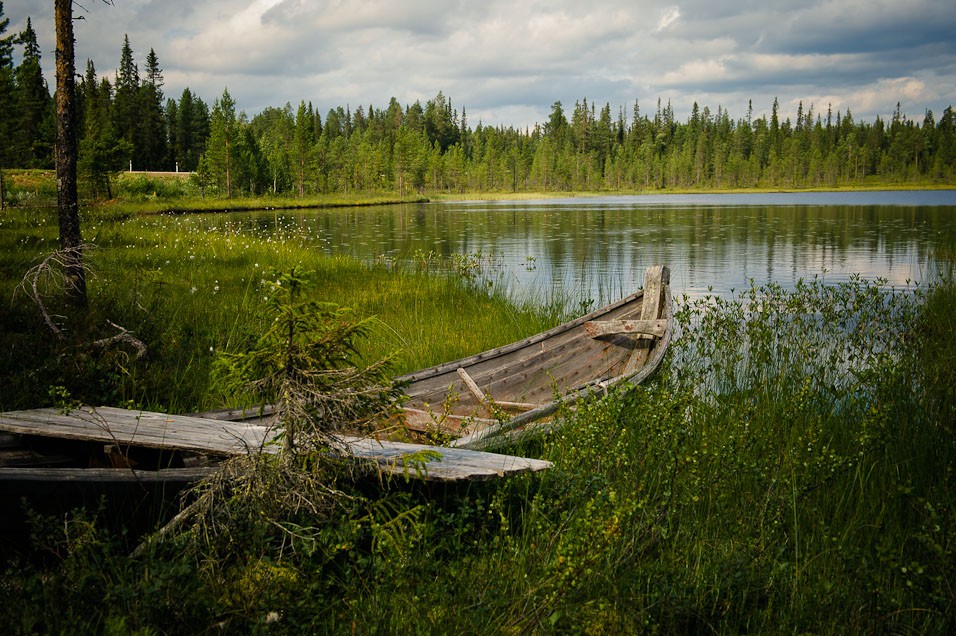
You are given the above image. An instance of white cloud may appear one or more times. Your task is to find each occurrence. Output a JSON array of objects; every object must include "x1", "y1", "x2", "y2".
[
  {"x1": 1, "y1": 0, "x2": 954, "y2": 129},
  {"x1": 656, "y1": 6, "x2": 681, "y2": 33}
]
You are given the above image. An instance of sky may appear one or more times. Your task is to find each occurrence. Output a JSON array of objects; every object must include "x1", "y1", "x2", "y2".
[{"x1": 4, "y1": 0, "x2": 956, "y2": 129}]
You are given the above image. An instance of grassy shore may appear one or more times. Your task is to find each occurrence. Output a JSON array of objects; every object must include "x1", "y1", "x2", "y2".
[
  {"x1": 2, "y1": 271, "x2": 953, "y2": 634},
  {"x1": 3, "y1": 168, "x2": 954, "y2": 214},
  {"x1": 0, "y1": 203, "x2": 570, "y2": 412},
  {"x1": 1, "y1": 177, "x2": 954, "y2": 634}
]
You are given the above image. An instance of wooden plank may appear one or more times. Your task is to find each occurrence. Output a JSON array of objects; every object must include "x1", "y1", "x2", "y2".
[
  {"x1": 585, "y1": 319, "x2": 668, "y2": 338},
  {"x1": 341, "y1": 437, "x2": 551, "y2": 482},
  {"x1": 188, "y1": 405, "x2": 274, "y2": 422},
  {"x1": 455, "y1": 367, "x2": 540, "y2": 414},
  {"x1": 456, "y1": 367, "x2": 487, "y2": 404},
  {"x1": 0, "y1": 466, "x2": 218, "y2": 483},
  {"x1": 624, "y1": 265, "x2": 669, "y2": 375},
  {"x1": 0, "y1": 406, "x2": 272, "y2": 456},
  {"x1": 0, "y1": 407, "x2": 551, "y2": 483}
]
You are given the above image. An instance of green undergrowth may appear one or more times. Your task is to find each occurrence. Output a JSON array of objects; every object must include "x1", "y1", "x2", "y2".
[{"x1": 2, "y1": 266, "x2": 954, "y2": 633}]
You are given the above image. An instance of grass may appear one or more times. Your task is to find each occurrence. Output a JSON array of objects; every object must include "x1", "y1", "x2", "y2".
[
  {"x1": 0, "y1": 205, "x2": 571, "y2": 413},
  {"x1": 3, "y1": 274, "x2": 953, "y2": 634},
  {"x1": 1, "y1": 196, "x2": 954, "y2": 633}
]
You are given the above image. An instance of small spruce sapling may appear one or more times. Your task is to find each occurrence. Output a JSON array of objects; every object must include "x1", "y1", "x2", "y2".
[{"x1": 213, "y1": 267, "x2": 402, "y2": 457}]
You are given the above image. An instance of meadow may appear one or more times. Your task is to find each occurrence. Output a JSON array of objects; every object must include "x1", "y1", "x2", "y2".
[{"x1": 0, "y1": 176, "x2": 953, "y2": 634}]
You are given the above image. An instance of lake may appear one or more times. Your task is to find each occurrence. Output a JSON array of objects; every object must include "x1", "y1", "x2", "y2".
[{"x1": 220, "y1": 190, "x2": 956, "y2": 305}]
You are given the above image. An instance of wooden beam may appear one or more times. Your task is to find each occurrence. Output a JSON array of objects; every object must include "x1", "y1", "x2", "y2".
[
  {"x1": 457, "y1": 367, "x2": 488, "y2": 404},
  {"x1": 585, "y1": 319, "x2": 668, "y2": 338},
  {"x1": 0, "y1": 466, "x2": 218, "y2": 483},
  {"x1": 0, "y1": 407, "x2": 552, "y2": 483},
  {"x1": 624, "y1": 265, "x2": 670, "y2": 375},
  {"x1": 456, "y1": 367, "x2": 540, "y2": 414}
]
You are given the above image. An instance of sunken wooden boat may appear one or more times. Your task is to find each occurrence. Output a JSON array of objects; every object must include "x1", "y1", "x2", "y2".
[{"x1": 396, "y1": 264, "x2": 673, "y2": 449}]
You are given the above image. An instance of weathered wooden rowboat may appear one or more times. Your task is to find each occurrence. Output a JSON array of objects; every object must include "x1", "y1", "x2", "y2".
[
  {"x1": 395, "y1": 264, "x2": 673, "y2": 449},
  {"x1": 0, "y1": 265, "x2": 671, "y2": 486}
]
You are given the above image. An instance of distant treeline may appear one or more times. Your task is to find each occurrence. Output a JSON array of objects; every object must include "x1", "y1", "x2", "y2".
[{"x1": 1, "y1": 16, "x2": 954, "y2": 197}]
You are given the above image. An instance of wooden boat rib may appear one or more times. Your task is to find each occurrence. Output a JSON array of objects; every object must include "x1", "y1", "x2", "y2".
[{"x1": 396, "y1": 265, "x2": 673, "y2": 449}]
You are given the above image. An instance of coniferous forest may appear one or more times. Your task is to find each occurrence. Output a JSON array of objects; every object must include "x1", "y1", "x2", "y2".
[{"x1": 1, "y1": 18, "x2": 954, "y2": 199}]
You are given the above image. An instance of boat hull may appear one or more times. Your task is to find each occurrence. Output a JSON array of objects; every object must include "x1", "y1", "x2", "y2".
[{"x1": 396, "y1": 265, "x2": 673, "y2": 448}]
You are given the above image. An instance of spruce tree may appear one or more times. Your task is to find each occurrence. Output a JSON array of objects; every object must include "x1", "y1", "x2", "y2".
[
  {"x1": 139, "y1": 47, "x2": 167, "y2": 169},
  {"x1": 206, "y1": 88, "x2": 238, "y2": 197},
  {"x1": 112, "y1": 34, "x2": 139, "y2": 169},
  {"x1": 78, "y1": 61, "x2": 126, "y2": 198},
  {"x1": 14, "y1": 17, "x2": 53, "y2": 167},
  {"x1": 0, "y1": 2, "x2": 15, "y2": 206},
  {"x1": 175, "y1": 88, "x2": 196, "y2": 170}
]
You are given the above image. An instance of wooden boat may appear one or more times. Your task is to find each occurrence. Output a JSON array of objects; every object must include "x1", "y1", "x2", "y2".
[
  {"x1": 0, "y1": 265, "x2": 671, "y2": 486},
  {"x1": 395, "y1": 264, "x2": 673, "y2": 449}
]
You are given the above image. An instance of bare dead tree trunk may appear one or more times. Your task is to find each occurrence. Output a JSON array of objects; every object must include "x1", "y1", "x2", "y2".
[{"x1": 55, "y1": 0, "x2": 87, "y2": 307}]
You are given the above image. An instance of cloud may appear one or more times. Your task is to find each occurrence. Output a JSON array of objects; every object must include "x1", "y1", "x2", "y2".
[
  {"x1": 656, "y1": 6, "x2": 681, "y2": 32},
  {"x1": 2, "y1": 0, "x2": 954, "y2": 129}
]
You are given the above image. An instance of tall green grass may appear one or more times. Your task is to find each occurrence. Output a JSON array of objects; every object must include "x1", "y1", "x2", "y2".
[
  {"x1": 0, "y1": 206, "x2": 569, "y2": 412},
  {"x1": 4, "y1": 272, "x2": 953, "y2": 634},
  {"x1": 2, "y1": 204, "x2": 953, "y2": 634}
]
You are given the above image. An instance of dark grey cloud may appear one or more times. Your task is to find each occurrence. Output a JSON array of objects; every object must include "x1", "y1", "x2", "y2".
[{"x1": 3, "y1": 0, "x2": 954, "y2": 129}]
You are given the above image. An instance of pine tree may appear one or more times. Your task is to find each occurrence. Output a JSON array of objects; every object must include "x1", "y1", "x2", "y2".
[
  {"x1": 138, "y1": 48, "x2": 167, "y2": 169},
  {"x1": 292, "y1": 101, "x2": 314, "y2": 196},
  {"x1": 165, "y1": 97, "x2": 178, "y2": 170},
  {"x1": 0, "y1": 2, "x2": 15, "y2": 205},
  {"x1": 206, "y1": 88, "x2": 239, "y2": 197},
  {"x1": 112, "y1": 35, "x2": 139, "y2": 169},
  {"x1": 175, "y1": 88, "x2": 196, "y2": 170},
  {"x1": 14, "y1": 17, "x2": 53, "y2": 167},
  {"x1": 78, "y1": 61, "x2": 127, "y2": 198}
]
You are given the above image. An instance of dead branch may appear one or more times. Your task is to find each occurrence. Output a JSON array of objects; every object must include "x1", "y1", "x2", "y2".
[
  {"x1": 14, "y1": 247, "x2": 92, "y2": 339},
  {"x1": 91, "y1": 320, "x2": 148, "y2": 360}
]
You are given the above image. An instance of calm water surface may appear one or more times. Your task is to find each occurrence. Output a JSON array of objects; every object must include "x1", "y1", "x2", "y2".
[{"x1": 222, "y1": 191, "x2": 956, "y2": 304}]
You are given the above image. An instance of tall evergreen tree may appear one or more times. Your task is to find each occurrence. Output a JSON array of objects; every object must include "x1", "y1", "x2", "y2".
[
  {"x1": 165, "y1": 97, "x2": 178, "y2": 169},
  {"x1": 112, "y1": 34, "x2": 139, "y2": 169},
  {"x1": 138, "y1": 47, "x2": 167, "y2": 169},
  {"x1": 0, "y1": 2, "x2": 15, "y2": 206},
  {"x1": 192, "y1": 95, "x2": 210, "y2": 166},
  {"x1": 292, "y1": 101, "x2": 313, "y2": 196},
  {"x1": 78, "y1": 61, "x2": 127, "y2": 197},
  {"x1": 424, "y1": 91, "x2": 459, "y2": 152},
  {"x1": 206, "y1": 88, "x2": 239, "y2": 197},
  {"x1": 175, "y1": 88, "x2": 196, "y2": 170},
  {"x1": 13, "y1": 17, "x2": 53, "y2": 167}
]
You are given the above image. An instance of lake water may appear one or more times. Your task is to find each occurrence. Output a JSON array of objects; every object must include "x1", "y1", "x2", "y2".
[{"x1": 227, "y1": 191, "x2": 956, "y2": 305}]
